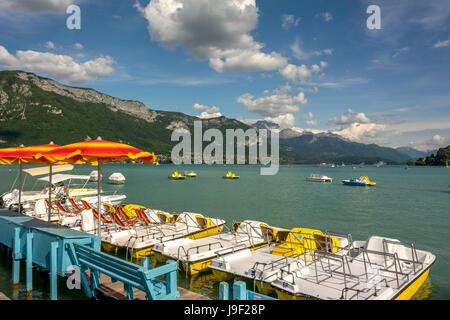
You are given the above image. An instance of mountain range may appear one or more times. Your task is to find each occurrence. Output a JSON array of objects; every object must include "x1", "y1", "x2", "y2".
[{"x1": 0, "y1": 70, "x2": 419, "y2": 164}]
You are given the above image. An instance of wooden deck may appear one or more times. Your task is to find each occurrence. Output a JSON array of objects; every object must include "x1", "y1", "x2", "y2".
[
  {"x1": 94, "y1": 273, "x2": 211, "y2": 300},
  {"x1": 0, "y1": 292, "x2": 10, "y2": 300}
]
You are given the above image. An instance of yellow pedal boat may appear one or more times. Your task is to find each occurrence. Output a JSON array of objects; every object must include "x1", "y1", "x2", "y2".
[
  {"x1": 168, "y1": 171, "x2": 186, "y2": 180},
  {"x1": 223, "y1": 171, "x2": 240, "y2": 179}
]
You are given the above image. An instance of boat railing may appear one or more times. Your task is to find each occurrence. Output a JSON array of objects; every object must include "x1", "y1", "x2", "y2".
[
  {"x1": 185, "y1": 241, "x2": 224, "y2": 257},
  {"x1": 214, "y1": 242, "x2": 248, "y2": 259},
  {"x1": 381, "y1": 239, "x2": 423, "y2": 275},
  {"x1": 325, "y1": 230, "x2": 353, "y2": 248},
  {"x1": 251, "y1": 256, "x2": 290, "y2": 275},
  {"x1": 310, "y1": 246, "x2": 413, "y2": 291}
]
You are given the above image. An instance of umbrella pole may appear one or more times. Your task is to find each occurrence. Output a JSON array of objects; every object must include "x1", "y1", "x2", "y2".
[
  {"x1": 48, "y1": 164, "x2": 52, "y2": 222},
  {"x1": 18, "y1": 161, "x2": 22, "y2": 215},
  {"x1": 97, "y1": 161, "x2": 101, "y2": 237}
]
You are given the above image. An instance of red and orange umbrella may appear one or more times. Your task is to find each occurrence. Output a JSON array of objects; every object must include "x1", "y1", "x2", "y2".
[
  {"x1": 0, "y1": 143, "x2": 61, "y2": 215},
  {"x1": 34, "y1": 139, "x2": 157, "y2": 165},
  {"x1": 35, "y1": 138, "x2": 157, "y2": 234}
]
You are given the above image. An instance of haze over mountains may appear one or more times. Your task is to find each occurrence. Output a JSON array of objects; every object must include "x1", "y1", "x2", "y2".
[{"x1": 0, "y1": 70, "x2": 421, "y2": 164}]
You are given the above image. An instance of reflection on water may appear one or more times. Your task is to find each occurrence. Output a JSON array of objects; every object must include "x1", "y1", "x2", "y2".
[{"x1": 411, "y1": 278, "x2": 435, "y2": 300}]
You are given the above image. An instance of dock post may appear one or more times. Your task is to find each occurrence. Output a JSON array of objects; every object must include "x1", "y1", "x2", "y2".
[
  {"x1": 232, "y1": 281, "x2": 247, "y2": 300},
  {"x1": 26, "y1": 232, "x2": 34, "y2": 295},
  {"x1": 50, "y1": 241, "x2": 59, "y2": 300},
  {"x1": 219, "y1": 282, "x2": 229, "y2": 300},
  {"x1": 12, "y1": 228, "x2": 21, "y2": 287},
  {"x1": 165, "y1": 260, "x2": 177, "y2": 297}
]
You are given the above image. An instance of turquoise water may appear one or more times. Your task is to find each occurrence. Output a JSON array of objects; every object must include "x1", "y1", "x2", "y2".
[{"x1": 0, "y1": 164, "x2": 449, "y2": 299}]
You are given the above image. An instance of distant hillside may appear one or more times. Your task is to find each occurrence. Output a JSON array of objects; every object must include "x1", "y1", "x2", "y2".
[
  {"x1": 278, "y1": 131, "x2": 410, "y2": 164},
  {"x1": 0, "y1": 70, "x2": 253, "y2": 162},
  {"x1": 0, "y1": 70, "x2": 412, "y2": 164},
  {"x1": 407, "y1": 145, "x2": 450, "y2": 166},
  {"x1": 396, "y1": 146, "x2": 433, "y2": 159}
]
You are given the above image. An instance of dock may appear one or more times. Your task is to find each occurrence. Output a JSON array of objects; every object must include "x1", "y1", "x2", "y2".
[{"x1": 93, "y1": 273, "x2": 211, "y2": 300}]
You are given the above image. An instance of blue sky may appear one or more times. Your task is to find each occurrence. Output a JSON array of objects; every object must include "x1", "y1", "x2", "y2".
[{"x1": 0, "y1": 0, "x2": 449, "y2": 151}]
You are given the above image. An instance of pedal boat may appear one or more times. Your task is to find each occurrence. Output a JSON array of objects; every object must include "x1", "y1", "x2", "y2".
[
  {"x1": 342, "y1": 175, "x2": 376, "y2": 186},
  {"x1": 185, "y1": 172, "x2": 198, "y2": 178},
  {"x1": 271, "y1": 235, "x2": 436, "y2": 300},
  {"x1": 209, "y1": 228, "x2": 348, "y2": 295},
  {"x1": 306, "y1": 174, "x2": 333, "y2": 183},
  {"x1": 168, "y1": 171, "x2": 186, "y2": 180},
  {"x1": 223, "y1": 171, "x2": 240, "y2": 179},
  {"x1": 152, "y1": 220, "x2": 288, "y2": 276},
  {"x1": 101, "y1": 212, "x2": 226, "y2": 260}
]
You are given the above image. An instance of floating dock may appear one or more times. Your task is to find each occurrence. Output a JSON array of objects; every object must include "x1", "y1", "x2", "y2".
[
  {"x1": 0, "y1": 209, "x2": 211, "y2": 300},
  {"x1": 93, "y1": 273, "x2": 211, "y2": 300}
]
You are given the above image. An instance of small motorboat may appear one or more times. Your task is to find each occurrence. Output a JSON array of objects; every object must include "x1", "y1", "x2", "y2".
[
  {"x1": 108, "y1": 173, "x2": 125, "y2": 184},
  {"x1": 342, "y1": 175, "x2": 376, "y2": 186},
  {"x1": 90, "y1": 170, "x2": 102, "y2": 182},
  {"x1": 185, "y1": 171, "x2": 197, "y2": 178},
  {"x1": 223, "y1": 171, "x2": 240, "y2": 179},
  {"x1": 306, "y1": 174, "x2": 332, "y2": 182},
  {"x1": 168, "y1": 171, "x2": 186, "y2": 180}
]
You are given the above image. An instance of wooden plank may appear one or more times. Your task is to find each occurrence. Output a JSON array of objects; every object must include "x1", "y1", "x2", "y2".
[
  {"x1": 0, "y1": 292, "x2": 10, "y2": 300},
  {"x1": 89, "y1": 272, "x2": 211, "y2": 300}
]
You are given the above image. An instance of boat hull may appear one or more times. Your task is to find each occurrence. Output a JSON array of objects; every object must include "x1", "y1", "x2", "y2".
[
  {"x1": 275, "y1": 267, "x2": 432, "y2": 300},
  {"x1": 176, "y1": 242, "x2": 269, "y2": 276},
  {"x1": 126, "y1": 223, "x2": 225, "y2": 260},
  {"x1": 342, "y1": 181, "x2": 375, "y2": 186}
]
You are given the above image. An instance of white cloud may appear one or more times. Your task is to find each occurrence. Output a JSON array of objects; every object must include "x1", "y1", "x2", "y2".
[
  {"x1": 290, "y1": 37, "x2": 310, "y2": 60},
  {"x1": 414, "y1": 134, "x2": 449, "y2": 151},
  {"x1": 209, "y1": 49, "x2": 287, "y2": 72},
  {"x1": 302, "y1": 111, "x2": 317, "y2": 126},
  {"x1": 264, "y1": 113, "x2": 295, "y2": 129},
  {"x1": 316, "y1": 12, "x2": 333, "y2": 22},
  {"x1": 327, "y1": 108, "x2": 389, "y2": 143},
  {"x1": 237, "y1": 85, "x2": 307, "y2": 117},
  {"x1": 136, "y1": 0, "x2": 287, "y2": 73},
  {"x1": 0, "y1": 45, "x2": 114, "y2": 83},
  {"x1": 279, "y1": 61, "x2": 326, "y2": 82},
  {"x1": 312, "y1": 48, "x2": 333, "y2": 56},
  {"x1": 392, "y1": 47, "x2": 409, "y2": 58},
  {"x1": 328, "y1": 108, "x2": 371, "y2": 126},
  {"x1": 432, "y1": 134, "x2": 446, "y2": 144},
  {"x1": 0, "y1": 0, "x2": 73, "y2": 13},
  {"x1": 193, "y1": 103, "x2": 222, "y2": 119},
  {"x1": 45, "y1": 41, "x2": 55, "y2": 49},
  {"x1": 193, "y1": 103, "x2": 208, "y2": 110},
  {"x1": 281, "y1": 14, "x2": 300, "y2": 30},
  {"x1": 74, "y1": 43, "x2": 84, "y2": 49},
  {"x1": 299, "y1": 87, "x2": 319, "y2": 94},
  {"x1": 332, "y1": 123, "x2": 387, "y2": 142},
  {"x1": 433, "y1": 39, "x2": 450, "y2": 48}
]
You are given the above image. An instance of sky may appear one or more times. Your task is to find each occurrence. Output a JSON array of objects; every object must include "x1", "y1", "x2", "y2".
[{"x1": 0, "y1": 0, "x2": 449, "y2": 151}]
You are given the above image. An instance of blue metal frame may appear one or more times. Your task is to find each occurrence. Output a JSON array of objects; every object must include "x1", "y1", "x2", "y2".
[
  {"x1": 0, "y1": 210, "x2": 181, "y2": 300},
  {"x1": 219, "y1": 281, "x2": 278, "y2": 300},
  {"x1": 66, "y1": 243, "x2": 180, "y2": 300}
]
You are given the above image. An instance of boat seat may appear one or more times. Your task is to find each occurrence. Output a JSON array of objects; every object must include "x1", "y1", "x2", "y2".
[{"x1": 364, "y1": 236, "x2": 399, "y2": 266}]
